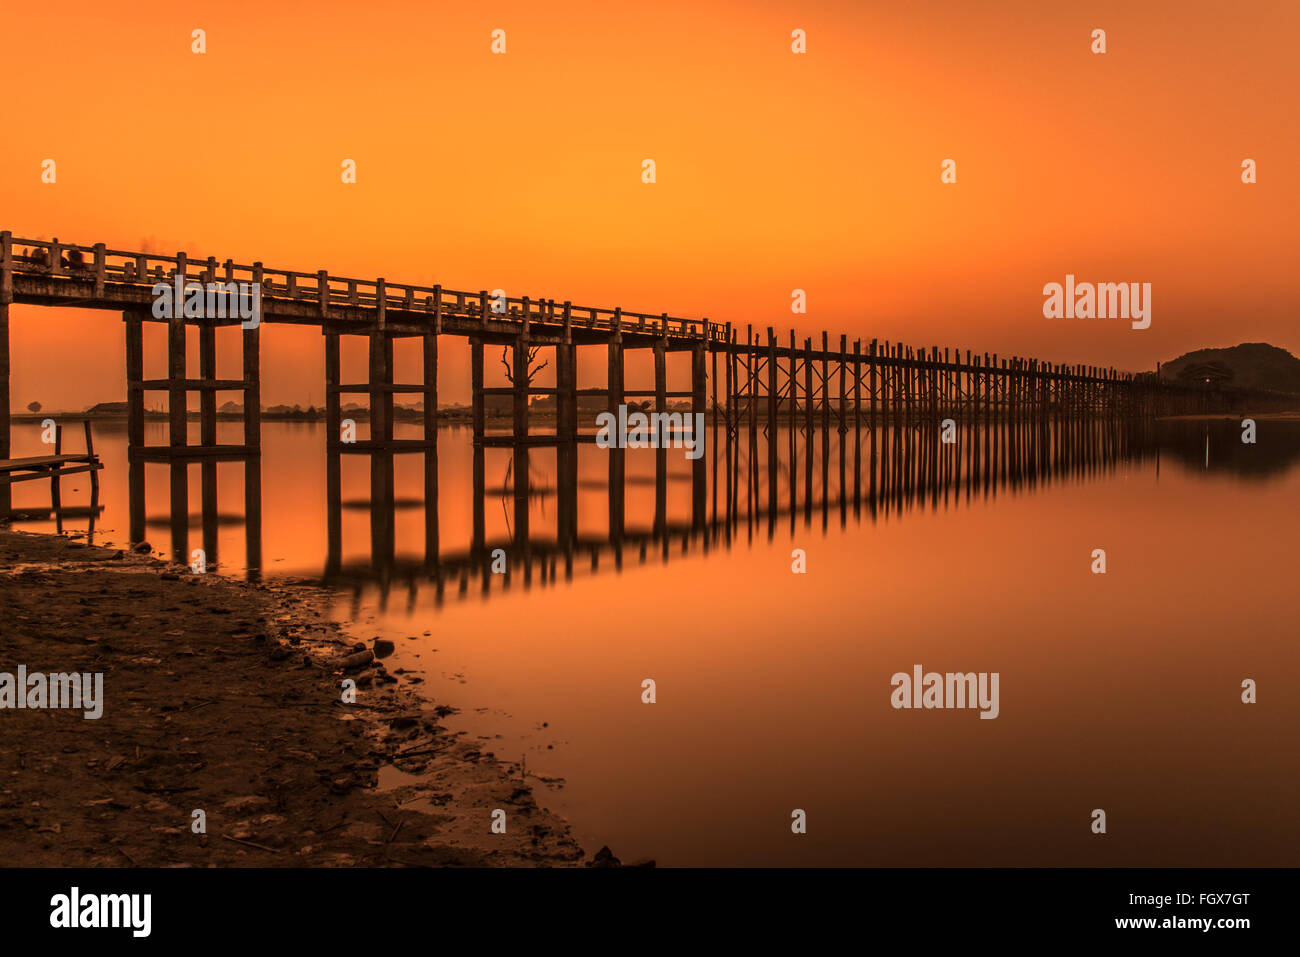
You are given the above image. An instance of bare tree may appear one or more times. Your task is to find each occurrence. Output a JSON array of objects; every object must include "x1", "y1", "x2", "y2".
[{"x1": 500, "y1": 346, "x2": 549, "y2": 386}]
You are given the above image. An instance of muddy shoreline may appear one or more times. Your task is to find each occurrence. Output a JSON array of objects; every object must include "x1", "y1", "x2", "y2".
[{"x1": 0, "y1": 530, "x2": 592, "y2": 867}]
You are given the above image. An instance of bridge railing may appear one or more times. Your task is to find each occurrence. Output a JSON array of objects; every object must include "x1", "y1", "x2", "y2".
[{"x1": 2, "y1": 233, "x2": 722, "y2": 342}]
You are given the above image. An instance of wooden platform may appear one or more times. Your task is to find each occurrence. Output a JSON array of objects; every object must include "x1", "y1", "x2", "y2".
[
  {"x1": 0, "y1": 452, "x2": 102, "y2": 483},
  {"x1": 0, "y1": 421, "x2": 102, "y2": 521}
]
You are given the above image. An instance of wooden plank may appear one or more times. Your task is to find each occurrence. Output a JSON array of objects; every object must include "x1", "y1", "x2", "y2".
[
  {"x1": 0, "y1": 462, "x2": 103, "y2": 486},
  {"x1": 0, "y1": 452, "x2": 98, "y2": 470},
  {"x1": 133, "y1": 444, "x2": 258, "y2": 462},
  {"x1": 138, "y1": 378, "x2": 247, "y2": 391}
]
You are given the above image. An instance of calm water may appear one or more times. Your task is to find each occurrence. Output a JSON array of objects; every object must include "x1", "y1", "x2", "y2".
[{"x1": 8, "y1": 416, "x2": 1300, "y2": 865}]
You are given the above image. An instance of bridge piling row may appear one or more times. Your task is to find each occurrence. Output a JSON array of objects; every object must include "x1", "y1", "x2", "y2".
[{"x1": 0, "y1": 231, "x2": 1295, "y2": 543}]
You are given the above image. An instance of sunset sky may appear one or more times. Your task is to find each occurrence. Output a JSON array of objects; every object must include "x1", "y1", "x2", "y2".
[{"x1": 2, "y1": 0, "x2": 1297, "y2": 409}]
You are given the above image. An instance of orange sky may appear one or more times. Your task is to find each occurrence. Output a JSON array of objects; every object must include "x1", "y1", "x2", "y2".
[{"x1": 2, "y1": 0, "x2": 1297, "y2": 409}]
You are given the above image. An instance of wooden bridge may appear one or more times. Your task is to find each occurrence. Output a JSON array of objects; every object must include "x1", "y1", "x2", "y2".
[{"x1": 1, "y1": 230, "x2": 1288, "y2": 526}]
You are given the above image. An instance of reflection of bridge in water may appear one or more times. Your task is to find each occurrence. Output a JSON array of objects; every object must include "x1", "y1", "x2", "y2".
[
  {"x1": 316, "y1": 414, "x2": 1163, "y2": 611},
  {"x1": 119, "y1": 415, "x2": 1300, "y2": 602},
  {"x1": 4, "y1": 231, "x2": 1293, "y2": 596}
]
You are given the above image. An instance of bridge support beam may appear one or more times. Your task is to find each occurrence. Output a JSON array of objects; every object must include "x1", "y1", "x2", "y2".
[
  {"x1": 512, "y1": 337, "x2": 529, "y2": 442},
  {"x1": 556, "y1": 341, "x2": 577, "y2": 444},
  {"x1": 766, "y1": 328, "x2": 777, "y2": 516},
  {"x1": 423, "y1": 332, "x2": 439, "y2": 564},
  {"x1": 322, "y1": 325, "x2": 438, "y2": 581},
  {"x1": 607, "y1": 334, "x2": 624, "y2": 544},
  {"x1": 692, "y1": 340, "x2": 707, "y2": 531},
  {"x1": 653, "y1": 338, "x2": 667, "y2": 537},
  {"x1": 324, "y1": 332, "x2": 341, "y2": 573},
  {"x1": 0, "y1": 301, "x2": 9, "y2": 518},
  {"x1": 470, "y1": 339, "x2": 484, "y2": 447},
  {"x1": 119, "y1": 308, "x2": 261, "y2": 569},
  {"x1": 124, "y1": 312, "x2": 145, "y2": 543},
  {"x1": 556, "y1": 339, "x2": 578, "y2": 549}
]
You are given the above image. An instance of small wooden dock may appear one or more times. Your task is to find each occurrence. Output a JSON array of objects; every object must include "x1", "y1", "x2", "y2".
[{"x1": 0, "y1": 420, "x2": 102, "y2": 523}]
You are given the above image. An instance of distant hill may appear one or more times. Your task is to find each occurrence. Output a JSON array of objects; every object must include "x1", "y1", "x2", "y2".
[
  {"x1": 1160, "y1": 343, "x2": 1300, "y2": 394},
  {"x1": 85, "y1": 401, "x2": 129, "y2": 414}
]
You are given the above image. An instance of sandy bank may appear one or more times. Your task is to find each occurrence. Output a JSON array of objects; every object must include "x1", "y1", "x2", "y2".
[{"x1": 0, "y1": 530, "x2": 587, "y2": 867}]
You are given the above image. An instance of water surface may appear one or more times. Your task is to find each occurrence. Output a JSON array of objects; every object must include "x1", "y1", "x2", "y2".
[{"x1": 8, "y1": 416, "x2": 1298, "y2": 865}]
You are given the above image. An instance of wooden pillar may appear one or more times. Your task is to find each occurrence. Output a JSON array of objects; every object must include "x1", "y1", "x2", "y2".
[
  {"x1": 470, "y1": 338, "x2": 484, "y2": 446},
  {"x1": 50, "y1": 423, "x2": 63, "y2": 516},
  {"x1": 199, "y1": 319, "x2": 218, "y2": 566},
  {"x1": 168, "y1": 316, "x2": 186, "y2": 449},
  {"x1": 199, "y1": 322, "x2": 217, "y2": 447},
  {"x1": 654, "y1": 338, "x2": 667, "y2": 424},
  {"x1": 853, "y1": 339, "x2": 862, "y2": 506},
  {"x1": 423, "y1": 331, "x2": 439, "y2": 563},
  {"x1": 556, "y1": 341, "x2": 577, "y2": 444},
  {"x1": 724, "y1": 324, "x2": 734, "y2": 435},
  {"x1": 766, "y1": 327, "x2": 777, "y2": 510},
  {"x1": 869, "y1": 339, "x2": 878, "y2": 502},
  {"x1": 368, "y1": 331, "x2": 393, "y2": 446},
  {"x1": 169, "y1": 461, "x2": 188, "y2": 563},
  {"x1": 692, "y1": 341, "x2": 708, "y2": 530},
  {"x1": 788, "y1": 329, "x2": 798, "y2": 502},
  {"x1": 0, "y1": 231, "x2": 12, "y2": 307},
  {"x1": 746, "y1": 325, "x2": 757, "y2": 468},
  {"x1": 124, "y1": 313, "x2": 145, "y2": 542},
  {"x1": 820, "y1": 331, "x2": 830, "y2": 511},
  {"x1": 513, "y1": 337, "x2": 529, "y2": 442},
  {"x1": 81, "y1": 419, "x2": 99, "y2": 506},
  {"x1": 367, "y1": 328, "x2": 392, "y2": 575},
  {"x1": 556, "y1": 338, "x2": 578, "y2": 549},
  {"x1": 243, "y1": 321, "x2": 262, "y2": 578},
  {"x1": 653, "y1": 335, "x2": 668, "y2": 534},
  {"x1": 324, "y1": 332, "x2": 342, "y2": 567},
  {"x1": 839, "y1": 334, "x2": 848, "y2": 434},
  {"x1": 607, "y1": 334, "x2": 625, "y2": 542},
  {"x1": 730, "y1": 331, "x2": 744, "y2": 529},
  {"x1": 200, "y1": 456, "x2": 218, "y2": 569},
  {"x1": 820, "y1": 331, "x2": 830, "y2": 433},
  {"x1": 711, "y1": 335, "x2": 719, "y2": 527},
  {"x1": 607, "y1": 336, "x2": 625, "y2": 415},
  {"x1": 324, "y1": 333, "x2": 341, "y2": 448},
  {"x1": 803, "y1": 337, "x2": 814, "y2": 515},
  {"x1": 0, "y1": 301, "x2": 10, "y2": 518}
]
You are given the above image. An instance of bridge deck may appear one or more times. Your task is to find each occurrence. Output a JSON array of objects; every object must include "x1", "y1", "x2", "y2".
[{"x1": 1, "y1": 232, "x2": 717, "y2": 345}]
